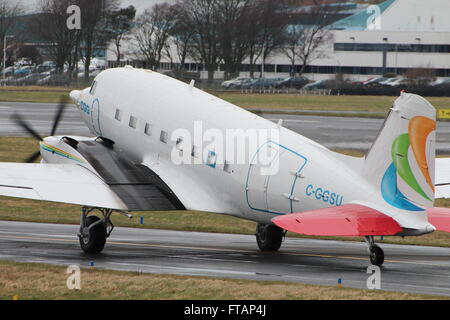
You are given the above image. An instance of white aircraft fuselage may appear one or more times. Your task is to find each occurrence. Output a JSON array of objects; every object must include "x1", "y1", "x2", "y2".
[{"x1": 56, "y1": 67, "x2": 432, "y2": 233}]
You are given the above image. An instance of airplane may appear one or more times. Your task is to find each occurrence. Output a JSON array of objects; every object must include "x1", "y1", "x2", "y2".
[{"x1": 1, "y1": 66, "x2": 450, "y2": 267}]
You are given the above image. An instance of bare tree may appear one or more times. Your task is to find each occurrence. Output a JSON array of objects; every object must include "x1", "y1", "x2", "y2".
[
  {"x1": 77, "y1": 0, "x2": 118, "y2": 81},
  {"x1": 0, "y1": 0, "x2": 24, "y2": 67},
  {"x1": 167, "y1": 2, "x2": 195, "y2": 71},
  {"x1": 215, "y1": 0, "x2": 252, "y2": 80},
  {"x1": 32, "y1": 0, "x2": 79, "y2": 74},
  {"x1": 176, "y1": 0, "x2": 222, "y2": 82},
  {"x1": 132, "y1": 3, "x2": 174, "y2": 70},
  {"x1": 281, "y1": 2, "x2": 337, "y2": 76},
  {"x1": 245, "y1": 0, "x2": 289, "y2": 78},
  {"x1": 106, "y1": 5, "x2": 136, "y2": 65}
]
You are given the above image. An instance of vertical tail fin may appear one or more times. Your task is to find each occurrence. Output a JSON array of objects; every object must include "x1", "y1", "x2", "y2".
[{"x1": 364, "y1": 92, "x2": 436, "y2": 211}]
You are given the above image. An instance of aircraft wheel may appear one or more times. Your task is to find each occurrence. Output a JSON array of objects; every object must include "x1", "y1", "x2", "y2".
[
  {"x1": 256, "y1": 223, "x2": 283, "y2": 252},
  {"x1": 79, "y1": 215, "x2": 107, "y2": 254},
  {"x1": 369, "y1": 245, "x2": 384, "y2": 266}
]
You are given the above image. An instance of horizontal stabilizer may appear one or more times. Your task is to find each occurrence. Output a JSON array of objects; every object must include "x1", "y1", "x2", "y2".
[
  {"x1": 272, "y1": 204, "x2": 402, "y2": 237},
  {"x1": 427, "y1": 207, "x2": 450, "y2": 233},
  {"x1": 436, "y1": 158, "x2": 450, "y2": 198}
]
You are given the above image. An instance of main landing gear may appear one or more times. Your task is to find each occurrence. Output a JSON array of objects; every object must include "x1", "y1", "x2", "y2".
[
  {"x1": 255, "y1": 223, "x2": 285, "y2": 252},
  {"x1": 365, "y1": 236, "x2": 385, "y2": 267},
  {"x1": 78, "y1": 207, "x2": 132, "y2": 254}
]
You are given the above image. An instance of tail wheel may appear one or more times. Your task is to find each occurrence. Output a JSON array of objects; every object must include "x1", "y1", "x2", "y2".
[
  {"x1": 79, "y1": 215, "x2": 107, "y2": 254},
  {"x1": 256, "y1": 223, "x2": 283, "y2": 252}
]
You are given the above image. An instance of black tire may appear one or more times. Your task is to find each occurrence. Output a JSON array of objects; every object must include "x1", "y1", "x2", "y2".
[
  {"x1": 369, "y1": 245, "x2": 384, "y2": 266},
  {"x1": 256, "y1": 223, "x2": 283, "y2": 252},
  {"x1": 79, "y1": 216, "x2": 107, "y2": 254}
]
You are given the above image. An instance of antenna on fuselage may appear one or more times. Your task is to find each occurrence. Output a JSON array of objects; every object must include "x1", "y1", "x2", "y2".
[
  {"x1": 277, "y1": 119, "x2": 283, "y2": 128},
  {"x1": 189, "y1": 80, "x2": 195, "y2": 91}
]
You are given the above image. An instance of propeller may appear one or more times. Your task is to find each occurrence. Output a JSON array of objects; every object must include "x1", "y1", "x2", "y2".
[{"x1": 10, "y1": 96, "x2": 69, "y2": 163}]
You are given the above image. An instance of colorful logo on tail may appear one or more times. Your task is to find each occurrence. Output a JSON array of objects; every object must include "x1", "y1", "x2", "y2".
[{"x1": 381, "y1": 116, "x2": 435, "y2": 211}]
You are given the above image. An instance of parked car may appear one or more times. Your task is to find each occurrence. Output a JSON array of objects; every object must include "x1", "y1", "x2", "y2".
[
  {"x1": 276, "y1": 76, "x2": 310, "y2": 89},
  {"x1": 382, "y1": 77, "x2": 406, "y2": 87},
  {"x1": 2, "y1": 66, "x2": 15, "y2": 77},
  {"x1": 379, "y1": 77, "x2": 399, "y2": 86},
  {"x1": 302, "y1": 79, "x2": 329, "y2": 90},
  {"x1": 36, "y1": 64, "x2": 54, "y2": 74},
  {"x1": 221, "y1": 77, "x2": 253, "y2": 89},
  {"x1": 363, "y1": 77, "x2": 388, "y2": 87},
  {"x1": 37, "y1": 74, "x2": 71, "y2": 86},
  {"x1": 15, "y1": 73, "x2": 47, "y2": 85},
  {"x1": 14, "y1": 66, "x2": 33, "y2": 77},
  {"x1": 431, "y1": 78, "x2": 450, "y2": 88},
  {"x1": 42, "y1": 61, "x2": 56, "y2": 68},
  {"x1": 245, "y1": 77, "x2": 284, "y2": 89}
]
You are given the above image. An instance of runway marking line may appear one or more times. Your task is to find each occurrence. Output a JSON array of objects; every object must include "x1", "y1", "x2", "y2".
[{"x1": 0, "y1": 234, "x2": 447, "y2": 268}]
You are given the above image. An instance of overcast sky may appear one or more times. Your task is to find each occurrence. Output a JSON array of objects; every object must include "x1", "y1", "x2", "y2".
[{"x1": 21, "y1": 0, "x2": 172, "y2": 14}]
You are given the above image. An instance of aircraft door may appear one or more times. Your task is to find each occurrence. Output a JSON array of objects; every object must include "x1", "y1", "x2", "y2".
[
  {"x1": 266, "y1": 146, "x2": 307, "y2": 214},
  {"x1": 91, "y1": 98, "x2": 102, "y2": 136},
  {"x1": 246, "y1": 142, "x2": 279, "y2": 213}
]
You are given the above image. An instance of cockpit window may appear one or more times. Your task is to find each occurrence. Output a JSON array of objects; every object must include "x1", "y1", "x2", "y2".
[{"x1": 90, "y1": 81, "x2": 98, "y2": 95}]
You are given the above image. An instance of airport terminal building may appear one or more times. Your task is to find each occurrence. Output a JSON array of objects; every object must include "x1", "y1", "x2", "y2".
[{"x1": 106, "y1": 0, "x2": 450, "y2": 81}]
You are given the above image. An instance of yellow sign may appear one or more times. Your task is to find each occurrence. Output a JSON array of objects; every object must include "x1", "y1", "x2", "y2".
[{"x1": 438, "y1": 109, "x2": 450, "y2": 119}]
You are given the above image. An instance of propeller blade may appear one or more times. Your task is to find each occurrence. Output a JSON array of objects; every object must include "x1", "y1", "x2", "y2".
[
  {"x1": 10, "y1": 113, "x2": 43, "y2": 142},
  {"x1": 25, "y1": 151, "x2": 41, "y2": 163},
  {"x1": 50, "y1": 96, "x2": 69, "y2": 136}
]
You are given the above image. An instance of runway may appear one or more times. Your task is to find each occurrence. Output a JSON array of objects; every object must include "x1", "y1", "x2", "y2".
[
  {"x1": 2, "y1": 101, "x2": 450, "y2": 152},
  {"x1": 0, "y1": 220, "x2": 449, "y2": 297}
]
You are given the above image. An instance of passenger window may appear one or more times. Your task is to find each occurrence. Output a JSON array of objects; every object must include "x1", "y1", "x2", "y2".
[
  {"x1": 191, "y1": 145, "x2": 199, "y2": 158},
  {"x1": 176, "y1": 137, "x2": 183, "y2": 151},
  {"x1": 115, "y1": 109, "x2": 122, "y2": 121},
  {"x1": 129, "y1": 116, "x2": 137, "y2": 129},
  {"x1": 160, "y1": 130, "x2": 168, "y2": 143},
  {"x1": 224, "y1": 161, "x2": 233, "y2": 173},
  {"x1": 206, "y1": 151, "x2": 217, "y2": 168},
  {"x1": 144, "y1": 123, "x2": 152, "y2": 136}
]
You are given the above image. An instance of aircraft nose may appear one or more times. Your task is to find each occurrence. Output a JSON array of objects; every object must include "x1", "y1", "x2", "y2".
[{"x1": 69, "y1": 90, "x2": 81, "y2": 102}]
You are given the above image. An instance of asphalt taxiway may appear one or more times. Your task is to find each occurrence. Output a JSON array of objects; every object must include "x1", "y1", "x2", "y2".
[
  {"x1": 0, "y1": 221, "x2": 449, "y2": 297},
  {"x1": 2, "y1": 101, "x2": 450, "y2": 152}
]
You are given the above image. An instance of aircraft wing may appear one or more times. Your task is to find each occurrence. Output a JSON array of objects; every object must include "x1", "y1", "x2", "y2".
[
  {"x1": 435, "y1": 158, "x2": 450, "y2": 198},
  {"x1": 272, "y1": 204, "x2": 403, "y2": 236},
  {"x1": 0, "y1": 163, "x2": 127, "y2": 210}
]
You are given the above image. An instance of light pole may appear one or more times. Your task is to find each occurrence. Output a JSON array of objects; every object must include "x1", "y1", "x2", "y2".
[
  {"x1": 3, "y1": 35, "x2": 14, "y2": 80},
  {"x1": 382, "y1": 37, "x2": 388, "y2": 75},
  {"x1": 349, "y1": 36, "x2": 360, "y2": 80}
]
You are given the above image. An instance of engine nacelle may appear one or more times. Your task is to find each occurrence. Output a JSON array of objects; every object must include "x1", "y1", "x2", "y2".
[{"x1": 40, "y1": 136, "x2": 97, "y2": 173}]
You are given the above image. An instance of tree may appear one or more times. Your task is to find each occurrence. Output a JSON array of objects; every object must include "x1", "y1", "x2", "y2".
[
  {"x1": 0, "y1": 0, "x2": 23, "y2": 68},
  {"x1": 176, "y1": 0, "x2": 222, "y2": 82},
  {"x1": 77, "y1": 0, "x2": 118, "y2": 81},
  {"x1": 245, "y1": 0, "x2": 289, "y2": 78},
  {"x1": 215, "y1": 0, "x2": 252, "y2": 80},
  {"x1": 106, "y1": 5, "x2": 136, "y2": 65},
  {"x1": 32, "y1": 0, "x2": 79, "y2": 74},
  {"x1": 132, "y1": 3, "x2": 174, "y2": 70},
  {"x1": 167, "y1": 2, "x2": 195, "y2": 71},
  {"x1": 16, "y1": 45, "x2": 41, "y2": 64},
  {"x1": 281, "y1": 1, "x2": 337, "y2": 76}
]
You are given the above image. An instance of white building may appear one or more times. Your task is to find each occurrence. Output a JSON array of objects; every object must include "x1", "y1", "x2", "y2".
[{"x1": 107, "y1": 0, "x2": 450, "y2": 81}]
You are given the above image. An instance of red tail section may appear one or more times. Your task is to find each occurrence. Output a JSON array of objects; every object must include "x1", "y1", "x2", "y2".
[
  {"x1": 272, "y1": 204, "x2": 402, "y2": 237},
  {"x1": 427, "y1": 207, "x2": 450, "y2": 232}
]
